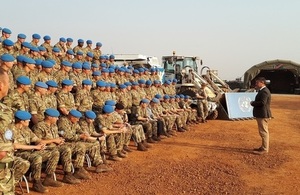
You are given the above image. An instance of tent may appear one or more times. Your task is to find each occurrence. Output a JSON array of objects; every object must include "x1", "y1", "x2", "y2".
[{"x1": 243, "y1": 59, "x2": 300, "y2": 94}]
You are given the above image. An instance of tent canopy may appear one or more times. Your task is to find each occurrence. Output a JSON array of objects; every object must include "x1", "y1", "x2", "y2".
[{"x1": 243, "y1": 59, "x2": 300, "y2": 89}]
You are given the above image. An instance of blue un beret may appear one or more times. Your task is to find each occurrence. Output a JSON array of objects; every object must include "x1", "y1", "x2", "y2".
[
  {"x1": 32, "y1": 33, "x2": 41, "y2": 39},
  {"x1": 82, "y1": 79, "x2": 92, "y2": 85},
  {"x1": 1, "y1": 54, "x2": 15, "y2": 62},
  {"x1": 46, "y1": 80, "x2": 58, "y2": 88},
  {"x1": 91, "y1": 63, "x2": 99, "y2": 68},
  {"x1": 155, "y1": 94, "x2": 162, "y2": 99},
  {"x1": 96, "y1": 42, "x2": 102, "y2": 47},
  {"x1": 119, "y1": 84, "x2": 127, "y2": 89},
  {"x1": 3, "y1": 39, "x2": 14, "y2": 46},
  {"x1": 59, "y1": 37, "x2": 66, "y2": 42},
  {"x1": 163, "y1": 95, "x2": 170, "y2": 99},
  {"x1": 124, "y1": 82, "x2": 132, "y2": 86},
  {"x1": 105, "y1": 100, "x2": 116, "y2": 106},
  {"x1": 85, "y1": 110, "x2": 96, "y2": 119},
  {"x1": 35, "y1": 81, "x2": 48, "y2": 89},
  {"x1": 109, "y1": 54, "x2": 115, "y2": 59},
  {"x1": 86, "y1": 52, "x2": 94, "y2": 58},
  {"x1": 96, "y1": 80, "x2": 106, "y2": 87},
  {"x1": 151, "y1": 98, "x2": 160, "y2": 103},
  {"x1": 77, "y1": 51, "x2": 83, "y2": 55},
  {"x1": 62, "y1": 79, "x2": 73, "y2": 86},
  {"x1": 82, "y1": 63, "x2": 91, "y2": 70},
  {"x1": 2, "y1": 28, "x2": 12, "y2": 34},
  {"x1": 101, "y1": 68, "x2": 109, "y2": 73},
  {"x1": 103, "y1": 105, "x2": 114, "y2": 114},
  {"x1": 43, "y1": 35, "x2": 51, "y2": 40},
  {"x1": 61, "y1": 60, "x2": 72, "y2": 67},
  {"x1": 141, "y1": 99, "x2": 150, "y2": 104},
  {"x1": 154, "y1": 80, "x2": 160, "y2": 84},
  {"x1": 41, "y1": 60, "x2": 54, "y2": 68},
  {"x1": 145, "y1": 80, "x2": 152, "y2": 85},
  {"x1": 72, "y1": 62, "x2": 82, "y2": 69},
  {"x1": 69, "y1": 109, "x2": 82, "y2": 118},
  {"x1": 23, "y1": 57, "x2": 36, "y2": 64},
  {"x1": 52, "y1": 47, "x2": 60, "y2": 53},
  {"x1": 16, "y1": 55, "x2": 25, "y2": 62},
  {"x1": 38, "y1": 46, "x2": 46, "y2": 51},
  {"x1": 35, "y1": 59, "x2": 43, "y2": 66},
  {"x1": 132, "y1": 81, "x2": 139, "y2": 86},
  {"x1": 138, "y1": 79, "x2": 145, "y2": 84},
  {"x1": 92, "y1": 71, "x2": 101, "y2": 76},
  {"x1": 16, "y1": 76, "x2": 31, "y2": 85},
  {"x1": 78, "y1": 39, "x2": 84, "y2": 43},
  {"x1": 86, "y1": 40, "x2": 92, "y2": 44},
  {"x1": 30, "y1": 47, "x2": 39, "y2": 52},
  {"x1": 133, "y1": 69, "x2": 139, "y2": 74},
  {"x1": 100, "y1": 63, "x2": 107, "y2": 67},
  {"x1": 67, "y1": 49, "x2": 75, "y2": 55},
  {"x1": 18, "y1": 33, "x2": 27, "y2": 39},
  {"x1": 15, "y1": 110, "x2": 31, "y2": 120},
  {"x1": 67, "y1": 38, "x2": 73, "y2": 42},
  {"x1": 22, "y1": 42, "x2": 32, "y2": 48},
  {"x1": 45, "y1": 108, "x2": 60, "y2": 117}
]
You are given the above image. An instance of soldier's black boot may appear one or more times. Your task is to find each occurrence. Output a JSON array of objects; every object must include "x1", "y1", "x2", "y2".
[
  {"x1": 33, "y1": 179, "x2": 49, "y2": 193},
  {"x1": 43, "y1": 174, "x2": 63, "y2": 187}
]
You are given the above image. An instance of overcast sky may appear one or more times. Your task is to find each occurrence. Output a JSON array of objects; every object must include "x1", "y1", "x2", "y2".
[{"x1": 1, "y1": 0, "x2": 300, "y2": 80}]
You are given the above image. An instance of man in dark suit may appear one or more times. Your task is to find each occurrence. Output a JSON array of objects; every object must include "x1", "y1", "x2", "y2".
[{"x1": 250, "y1": 77, "x2": 272, "y2": 155}]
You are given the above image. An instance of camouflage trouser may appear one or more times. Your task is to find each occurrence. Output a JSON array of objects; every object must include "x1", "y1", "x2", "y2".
[
  {"x1": 99, "y1": 139, "x2": 107, "y2": 154},
  {"x1": 174, "y1": 114, "x2": 185, "y2": 128},
  {"x1": 163, "y1": 115, "x2": 176, "y2": 131},
  {"x1": 0, "y1": 167, "x2": 14, "y2": 195},
  {"x1": 106, "y1": 134, "x2": 122, "y2": 156},
  {"x1": 15, "y1": 149, "x2": 59, "y2": 180},
  {"x1": 80, "y1": 142, "x2": 102, "y2": 166},
  {"x1": 63, "y1": 142, "x2": 86, "y2": 170},
  {"x1": 157, "y1": 118, "x2": 167, "y2": 136},
  {"x1": 131, "y1": 124, "x2": 146, "y2": 143},
  {"x1": 197, "y1": 99, "x2": 208, "y2": 119},
  {"x1": 137, "y1": 121, "x2": 154, "y2": 138},
  {"x1": 123, "y1": 127, "x2": 133, "y2": 147},
  {"x1": 149, "y1": 120, "x2": 158, "y2": 137},
  {"x1": 14, "y1": 157, "x2": 30, "y2": 183}
]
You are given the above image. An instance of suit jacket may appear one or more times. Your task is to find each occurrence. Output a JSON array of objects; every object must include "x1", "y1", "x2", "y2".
[{"x1": 251, "y1": 87, "x2": 272, "y2": 118}]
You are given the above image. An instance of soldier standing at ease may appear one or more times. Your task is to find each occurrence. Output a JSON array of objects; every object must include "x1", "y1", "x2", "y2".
[{"x1": 196, "y1": 83, "x2": 209, "y2": 123}]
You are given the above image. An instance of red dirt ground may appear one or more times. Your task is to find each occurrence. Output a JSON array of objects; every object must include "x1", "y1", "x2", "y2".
[{"x1": 20, "y1": 94, "x2": 300, "y2": 195}]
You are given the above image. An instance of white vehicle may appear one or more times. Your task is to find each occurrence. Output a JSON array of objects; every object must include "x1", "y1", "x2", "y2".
[{"x1": 113, "y1": 54, "x2": 161, "y2": 68}]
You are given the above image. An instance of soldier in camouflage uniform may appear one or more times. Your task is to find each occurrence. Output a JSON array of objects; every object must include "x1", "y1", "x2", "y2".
[
  {"x1": 13, "y1": 110, "x2": 62, "y2": 193},
  {"x1": 33, "y1": 108, "x2": 84, "y2": 184},
  {"x1": 96, "y1": 105, "x2": 124, "y2": 161},
  {"x1": 116, "y1": 84, "x2": 132, "y2": 114},
  {"x1": 13, "y1": 57, "x2": 37, "y2": 88},
  {"x1": 91, "y1": 80, "x2": 107, "y2": 114},
  {"x1": 161, "y1": 95, "x2": 186, "y2": 132},
  {"x1": 43, "y1": 80, "x2": 58, "y2": 110},
  {"x1": 3, "y1": 76, "x2": 31, "y2": 115},
  {"x1": 92, "y1": 42, "x2": 102, "y2": 63},
  {"x1": 15, "y1": 42, "x2": 31, "y2": 58},
  {"x1": 196, "y1": 83, "x2": 209, "y2": 123},
  {"x1": 53, "y1": 37, "x2": 67, "y2": 54},
  {"x1": 46, "y1": 47, "x2": 61, "y2": 70},
  {"x1": 14, "y1": 34, "x2": 26, "y2": 52},
  {"x1": 56, "y1": 79, "x2": 75, "y2": 116},
  {"x1": 73, "y1": 51, "x2": 85, "y2": 63},
  {"x1": 58, "y1": 109, "x2": 107, "y2": 173},
  {"x1": 79, "y1": 111, "x2": 113, "y2": 171},
  {"x1": 0, "y1": 69, "x2": 30, "y2": 195},
  {"x1": 135, "y1": 99, "x2": 158, "y2": 143},
  {"x1": 30, "y1": 34, "x2": 41, "y2": 47},
  {"x1": 181, "y1": 95, "x2": 198, "y2": 124},
  {"x1": 0, "y1": 54, "x2": 15, "y2": 92},
  {"x1": 69, "y1": 62, "x2": 83, "y2": 91},
  {"x1": 66, "y1": 38, "x2": 73, "y2": 51},
  {"x1": 62, "y1": 49, "x2": 75, "y2": 63},
  {"x1": 82, "y1": 62, "x2": 92, "y2": 80},
  {"x1": 73, "y1": 39, "x2": 84, "y2": 54},
  {"x1": 53, "y1": 60, "x2": 72, "y2": 87},
  {"x1": 36, "y1": 60, "x2": 54, "y2": 82},
  {"x1": 75, "y1": 80, "x2": 93, "y2": 113},
  {"x1": 40, "y1": 35, "x2": 52, "y2": 53},
  {"x1": 115, "y1": 103, "x2": 150, "y2": 151},
  {"x1": 28, "y1": 82, "x2": 48, "y2": 125},
  {"x1": 0, "y1": 39, "x2": 15, "y2": 56}
]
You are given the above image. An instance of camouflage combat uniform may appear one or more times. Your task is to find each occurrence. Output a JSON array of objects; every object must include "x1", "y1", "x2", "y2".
[
  {"x1": 0, "y1": 103, "x2": 30, "y2": 194},
  {"x1": 13, "y1": 125, "x2": 59, "y2": 181}
]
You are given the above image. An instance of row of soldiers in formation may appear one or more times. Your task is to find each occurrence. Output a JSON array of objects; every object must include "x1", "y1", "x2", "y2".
[
  {"x1": 0, "y1": 56, "x2": 209, "y2": 194},
  {"x1": 0, "y1": 27, "x2": 106, "y2": 65}
]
